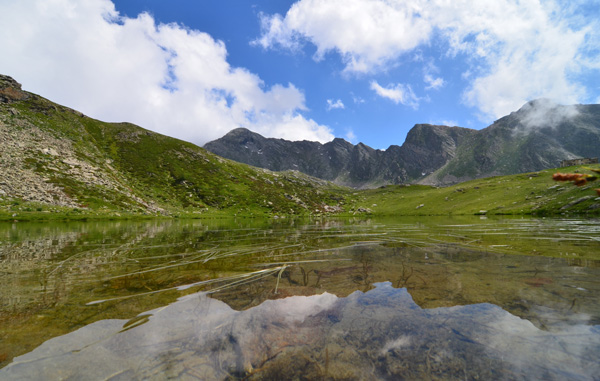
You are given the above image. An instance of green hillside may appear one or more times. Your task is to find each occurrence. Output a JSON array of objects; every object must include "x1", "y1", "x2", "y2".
[
  {"x1": 1, "y1": 74, "x2": 599, "y2": 220},
  {"x1": 351, "y1": 166, "x2": 600, "y2": 216},
  {"x1": 0, "y1": 75, "x2": 347, "y2": 220}
]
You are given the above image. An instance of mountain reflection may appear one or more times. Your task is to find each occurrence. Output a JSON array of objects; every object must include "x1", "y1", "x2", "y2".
[
  {"x1": 2, "y1": 217, "x2": 600, "y2": 377},
  {"x1": 3, "y1": 282, "x2": 599, "y2": 380}
]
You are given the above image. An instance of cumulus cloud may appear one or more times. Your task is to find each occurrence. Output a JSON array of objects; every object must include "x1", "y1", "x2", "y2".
[
  {"x1": 0, "y1": 0, "x2": 334, "y2": 145},
  {"x1": 254, "y1": 0, "x2": 432, "y2": 73},
  {"x1": 326, "y1": 99, "x2": 345, "y2": 110},
  {"x1": 253, "y1": 12, "x2": 303, "y2": 53},
  {"x1": 255, "y1": 0, "x2": 599, "y2": 120},
  {"x1": 370, "y1": 81, "x2": 419, "y2": 109},
  {"x1": 435, "y1": 0, "x2": 592, "y2": 120}
]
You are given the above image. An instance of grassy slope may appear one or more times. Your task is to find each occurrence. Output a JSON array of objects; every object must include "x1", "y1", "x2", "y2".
[
  {"x1": 1, "y1": 84, "x2": 599, "y2": 220},
  {"x1": 352, "y1": 166, "x2": 600, "y2": 216},
  {"x1": 0, "y1": 91, "x2": 348, "y2": 220}
]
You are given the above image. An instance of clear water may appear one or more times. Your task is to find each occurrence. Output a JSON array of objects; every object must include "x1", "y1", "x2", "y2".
[{"x1": 1, "y1": 216, "x2": 599, "y2": 379}]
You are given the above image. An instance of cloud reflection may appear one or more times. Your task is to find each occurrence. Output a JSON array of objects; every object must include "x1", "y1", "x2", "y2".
[{"x1": 3, "y1": 282, "x2": 599, "y2": 379}]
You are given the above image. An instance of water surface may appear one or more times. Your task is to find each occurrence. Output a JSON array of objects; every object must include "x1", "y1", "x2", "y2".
[{"x1": 1, "y1": 217, "x2": 599, "y2": 379}]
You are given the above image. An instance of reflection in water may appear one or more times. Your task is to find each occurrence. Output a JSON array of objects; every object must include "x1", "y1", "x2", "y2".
[
  {"x1": 1, "y1": 217, "x2": 600, "y2": 378},
  {"x1": 3, "y1": 283, "x2": 599, "y2": 380}
]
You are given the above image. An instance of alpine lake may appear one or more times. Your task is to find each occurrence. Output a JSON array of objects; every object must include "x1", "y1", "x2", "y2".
[{"x1": 1, "y1": 216, "x2": 599, "y2": 380}]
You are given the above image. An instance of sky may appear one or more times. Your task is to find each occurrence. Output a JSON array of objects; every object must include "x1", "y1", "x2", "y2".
[{"x1": 1, "y1": 0, "x2": 599, "y2": 149}]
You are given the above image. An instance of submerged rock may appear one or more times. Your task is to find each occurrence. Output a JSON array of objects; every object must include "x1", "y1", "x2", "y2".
[{"x1": 3, "y1": 283, "x2": 599, "y2": 380}]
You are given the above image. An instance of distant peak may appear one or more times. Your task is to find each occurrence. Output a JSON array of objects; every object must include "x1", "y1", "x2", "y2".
[
  {"x1": 514, "y1": 98, "x2": 578, "y2": 130},
  {"x1": 227, "y1": 127, "x2": 253, "y2": 135},
  {"x1": 412, "y1": 123, "x2": 456, "y2": 129},
  {"x1": 0, "y1": 74, "x2": 29, "y2": 103},
  {"x1": 0, "y1": 74, "x2": 21, "y2": 89},
  {"x1": 519, "y1": 98, "x2": 560, "y2": 111}
]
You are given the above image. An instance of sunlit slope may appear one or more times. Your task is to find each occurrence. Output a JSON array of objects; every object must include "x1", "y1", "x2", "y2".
[
  {"x1": 0, "y1": 75, "x2": 347, "y2": 218},
  {"x1": 1, "y1": 74, "x2": 598, "y2": 219},
  {"x1": 352, "y1": 166, "x2": 600, "y2": 216}
]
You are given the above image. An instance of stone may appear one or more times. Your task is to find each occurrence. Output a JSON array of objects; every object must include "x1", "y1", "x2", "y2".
[
  {"x1": 41, "y1": 147, "x2": 59, "y2": 156},
  {"x1": 560, "y1": 196, "x2": 594, "y2": 210},
  {"x1": 0, "y1": 75, "x2": 30, "y2": 103}
]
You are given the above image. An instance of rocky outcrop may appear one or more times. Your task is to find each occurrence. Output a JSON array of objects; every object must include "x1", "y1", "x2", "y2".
[
  {"x1": 0, "y1": 74, "x2": 29, "y2": 103},
  {"x1": 0, "y1": 113, "x2": 165, "y2": 212},
  {"x1": 0, "y1": 116, "x2": 79, "y2": 207},
  {"x1": 0, "y1": 75, "x2": 166, "y2": 212}
]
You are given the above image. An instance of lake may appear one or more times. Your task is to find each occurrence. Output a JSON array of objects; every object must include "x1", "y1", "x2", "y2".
[{"x1": 1, "y1": 216, "x2": 599, "y2": 380}]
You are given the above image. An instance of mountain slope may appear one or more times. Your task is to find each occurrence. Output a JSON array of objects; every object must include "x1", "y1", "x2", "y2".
[
  {"x1": 205, "y1": 124, "x2": 476, "y2": 188},
  {"x1": 424, "y1": 99, "x2": 600, "y2": 185},
  {"x1": 205, "y1": 100, "x2": 600, "y2": 188},
  {"x1": 0, "y1": 75, "x2": 347, "y2": 218},
  {"x1": 2, "y1": 74, "x2": 598, "y2": 220}
]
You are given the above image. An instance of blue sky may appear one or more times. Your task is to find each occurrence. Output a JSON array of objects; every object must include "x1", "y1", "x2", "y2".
[{"x1": 1, "y1": 0, "x2": 599, "y2": 149}]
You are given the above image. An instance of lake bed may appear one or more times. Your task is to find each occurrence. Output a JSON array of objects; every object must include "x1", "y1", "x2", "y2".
[{"x1": 1, "y1": 217, "x2": 599, "y2": 379}]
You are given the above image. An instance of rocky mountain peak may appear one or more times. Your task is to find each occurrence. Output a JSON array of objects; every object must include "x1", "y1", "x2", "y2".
[
  {"x1": 405, "y1": 124, "x2": 448, "y2": 145},
  {"x1": 227, "y1": 127, "x2": 258, "y2": 137},
  {"x1": 0, "y1": 74, "x2": 29, "y2": 103},
  {"x1": 205, "y1": 123, "x2": 474, "y2": 188},
  {"x1": 518, "y1": 98, "x2": 559, "y2": 111}
]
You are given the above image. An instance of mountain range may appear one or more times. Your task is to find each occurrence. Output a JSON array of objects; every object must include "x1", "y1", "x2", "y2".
[
  {"x1": 2, "y1": 73, "x2": 599, "y2": 219},
  {"x1": 204, "y1": 100, "x2": 600, "y2": 188}
]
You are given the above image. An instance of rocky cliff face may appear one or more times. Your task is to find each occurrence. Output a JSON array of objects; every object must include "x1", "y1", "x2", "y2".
[
  {"x1": 205, "y1": 100, "x2": 600, "y2": 188},
  {"x1": 397, "y1": 124, "x2": 476, "y2": 180},
  {"x1": 205, "y1": 124, "x2": 476, "y2": 188},
  {"x1": 0, "y1": 75, "x2": 29, "y2": 103},
  {"x1": 0, "y1": 75, "x2": 133, "y2": 209}
]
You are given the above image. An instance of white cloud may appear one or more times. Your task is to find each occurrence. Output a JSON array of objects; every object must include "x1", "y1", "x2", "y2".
[
  {"x1": 254, "y1": 113, "x2": 334, "y2": 142},
  {"x1": 0, "y1": 0, "x2": 334, "y2": 145},
  {"x1": 518, "y1": 98, "x2": 579, "y2": 132},
  {"x1": 424, "y1": 74, "x2": 445, "y2": 90},
  {"x1": 256, "y1": 0, "x2": 600, "y2": 120},
  {"x1": 344, "y1": 129, "x2": 357, "y2": 143},
  {"x1": 326, "y1": 99, "x2": 345, "y2": 110},
  {"x1": 370, "y1": 81, "x2": 419, "y2": 109},
  {"x1": 253, "y1": 12, "x2": 302, "y2": 52},
  {"x1": 434, "y1": 0, "x2": 592, "y2": 119},
  {"x1": 254, "y1": 0, "x2": 432, "y2": 73},
  {"x1": 351, "y1": 93, "x2": 366, "y2": 104},
  {"x1": 442, "y1": 120, "x2": 459, "y2": 127},
  {"x1": 430, "y1": 119, "x2": 459, "y2": 127}
]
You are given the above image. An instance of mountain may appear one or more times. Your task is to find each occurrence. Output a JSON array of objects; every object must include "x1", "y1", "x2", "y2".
[
  {"x1": 423, "y1": 99, "x2": 600, "y2": 185},
  {"x1": 2, "y1": 73, "x2": 599, "y2": 220},
  {"x1": 0, "y1": 74, "x2": 346, "y2": 218},
  {"x1": 204, "y1": 100, "x2": 600, "y2": 188},
  {"x1": 204, "y1": 125, "x2": 476, "y2": 188}
]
